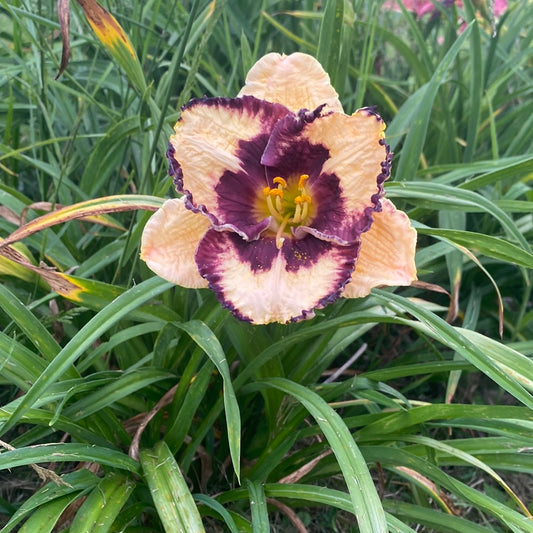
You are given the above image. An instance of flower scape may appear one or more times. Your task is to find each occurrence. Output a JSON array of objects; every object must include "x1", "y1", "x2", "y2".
[{"x1": 141, "y1": 53, "x2": 417, "y2": 325}]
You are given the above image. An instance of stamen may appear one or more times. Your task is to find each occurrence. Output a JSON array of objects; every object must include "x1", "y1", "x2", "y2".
[
  {"x1": 262, "y1": 173, "x2": 313, "y2": 241},
  {"x1": 293, "y1": 195, "x2": 310, "y2": 224},
  {"x1": 275, "y1": 195, "x2": 283, "y2": 213},
  {"x1": 266, "y1": 194, "x2": 284, "y2": 222},
  {"x1": 298, "y1": 174, "x2": 309, "y2": 190},
  {"x1": 300, "y1": 201, "x2": 309, "y2": 221},
  {"x1": 269, "y1": 189, "x2": 284, "y2": 199},
  {"x1": 292, "y1": 203, "x2": 302, "y2": 223},
  {"x1": 273, "y1": 176, "x2": 287, "y2": 188}
]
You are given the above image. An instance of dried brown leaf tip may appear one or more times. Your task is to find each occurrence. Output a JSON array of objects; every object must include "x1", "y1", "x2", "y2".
[
  {"x1": 56, "y1": 0, "x2": 71, "y2": 79},
  {"x1": 56, "y1": 0, "x2": 136, "y2": 79}
]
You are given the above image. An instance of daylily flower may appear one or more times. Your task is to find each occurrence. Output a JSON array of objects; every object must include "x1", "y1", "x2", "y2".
[{"x1": 141, "y1": 53, "x2": 417, "y2": 325}]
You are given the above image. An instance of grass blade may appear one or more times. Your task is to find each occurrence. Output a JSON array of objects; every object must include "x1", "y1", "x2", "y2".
[
  {"x1": 247, "y1": 480, "x2": 269, "y2": 533},
  {"x1": 390, "y1": 23, "x2": 473, "y2": 180},
  {"x1": 175, "y1": 320, "x2": 241, "y2": 481},
  {"x1": 0, "y1": 276, "x2": 172, "y2": 436},
  {"x1": 140, "y1": 441, "x2": 205, "y2": 533},
  {"x1": 261, "y1": 377, "x2": 387, "y2": 533},
  {"x1": 372, "y1": 291, "x2": 533, "y2": 408},
  {"x1": 317, "y1": 0, "x2": 344, "y2": 89},
  {"x1": 417, "y1": 228, "x2": 533, "y2": 268},
  {"x1": 69, "y1": 472, "x2": 135, "y2": 532}
]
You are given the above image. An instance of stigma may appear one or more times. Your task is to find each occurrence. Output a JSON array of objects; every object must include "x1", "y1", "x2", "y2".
[{"x1": 263, "y1": 174, "x2": 312, "y2": 249}]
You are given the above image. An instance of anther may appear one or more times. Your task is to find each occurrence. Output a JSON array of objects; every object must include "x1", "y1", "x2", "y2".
[
  {"x1": 298, "y1": 174, "x2": 309, "y2": 190},
  {"x1": 273, "y1": 176, "x2": 287, "y2": 188}
]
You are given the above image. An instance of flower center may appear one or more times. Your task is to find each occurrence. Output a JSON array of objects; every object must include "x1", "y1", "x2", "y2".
[{"x1": 263, "y1": 174, "x2": 312, "y2": 249}]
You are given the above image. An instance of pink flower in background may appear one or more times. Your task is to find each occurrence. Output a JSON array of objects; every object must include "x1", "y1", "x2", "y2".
[
  {"x1": 382, "y1": 0, "x2": 449, "y2": 18},
  {"x1": 492, "y1": 0, "x2": 508, "y2": 17},
  {"x1": 384, "y1": 0, "x2": 508, "y2": 21}
]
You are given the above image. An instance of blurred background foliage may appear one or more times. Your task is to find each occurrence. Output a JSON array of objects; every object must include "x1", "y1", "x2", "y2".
[{"x1": 0, "y1": 0, "x2": 532, "y2": 531}]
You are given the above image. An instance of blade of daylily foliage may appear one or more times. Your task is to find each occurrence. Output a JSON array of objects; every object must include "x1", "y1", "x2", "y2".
[
  {"x1": 431, "y1": 155, "x2": 533, "y2": 188},
  {"x1": 145, "y1": 0, "x2": 205, "y2": 171},
  {"x1": 0, "y1": 244, "x2": 80, "y2": 297},
  {"x1": 0, "y1": 470, "x2": 99, "y2": 533},
  {"x1": 17, "y1": 494, "x2": 80, "y2": 533},
  {"x1": 439, "y1": 213, "x2": 466, "y2": 308},
  {"x1": 463, "y1": 1, "x2": 483, "y2": 163},
  {"x1": 413, "y1": 225, "x2": 505, "y2": 336},
  {"x1": 217, "y1": 484, "x2": 415, "y2": 532},
  {"x1": 140, "y1": 441, "x2": 205, "y2": 533},
  {"x1": 260, "y1": 11, "x2": 310, "y2": 48},
  {"x1": 0, "y1": 284, "x2": 77, "y2": 378},
  {"x1": 1, "y1": 276, "x2": 172, "y2": 435},
  {"x1": 0, "y1": 240, "x2": 42, "y2": 285},
  {"x1": 317, "y1": 0, "x2": 344, "y2": 89},
  {"x1": 388, "y1": 22, "x2": 473, "y2": 176},
  {"x1": 418, "y1": 228, "x2": 533, "y2": 269},
  {"x1": 68, "y1": 472, "x2": 136, "y2": 533},
  {"x1": 193, "y1": 494, "x2": 240, "y2": 533},
  {"x1": 0, "y1": 333, "x2": 48, "y2": 390},
  {"x1": 246, "y1": 481, "x2": 269, "y2": 531},
  {"x1": 0, "y1": 443, "x2": 139, "y2": 474},
  {"x1": 384, "y1": 500, "x2": 497, "y2": 532},
  {"x1": 0, "y1": 253, "x2": 179, "y2": 323},
  {"x1": 361, "y1": 446, "x2": 532, "y2": 531},
  {"x1": 262, "y1": 377, "x2": 387, "y2": 533},
  {"x1": 458, "y1": 328, "x2": 533, "y2": 393},
  {"x1": 400, "y1": 434, "x2": 531, "y2": 517},
  {"x1": 373, "y1": 291, "x2": 533, "y2": 408},
  {"x1": 56, "y1": 369, "x2": 173, "y2": 425},
  {"x1": 386, "y1": 181, "x2": 530, "y2": 251},
  {"x1": 48, "y1": 274, "x2": 181, "y2": 322},
  {"x1": 356, "y1": 403, "x2": 533, "y2": 441},
  {"x1": 393, "y1": 466, "x2": 454, "y2": 513},
  {"x1": 175, "y1": 320, "x2": 241, "y2": 482},
  {"x1": 20, "y1": 201, "x2": 126, "y2": 230},
  {"x1": 0, "y1": 195, "x2": 162, "y2": 249},
  {"x1": 353, "y1": 3, "x2": 379, "y2": 110}
]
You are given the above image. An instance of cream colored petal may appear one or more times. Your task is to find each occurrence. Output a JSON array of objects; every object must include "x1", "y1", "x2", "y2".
[
  {"x1": 196, "y1": 231, "x2": 357, "y2": 325},
  {"x1": 305, "y1": 108, "x2": 389, "y2": 217},
  {"x1": 170, "y1": 97, "x2": 288, "y2": 218},
  {"x1": 343, "y1": 199, "x2": 417, "y2": 298},
  {"x1": 238, "y1": 52, "x2": 343, "y2": 113},
  {"x1": 140, "y1": 198, "x2": 209, "y2": 288}
]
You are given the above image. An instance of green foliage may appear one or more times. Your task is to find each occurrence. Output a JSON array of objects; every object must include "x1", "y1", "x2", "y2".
[{"x1": 1, "y1": 0, "x2": 532, "y2": 531}]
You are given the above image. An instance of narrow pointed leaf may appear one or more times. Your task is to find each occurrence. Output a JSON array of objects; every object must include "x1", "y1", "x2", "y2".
[
  {"x1": 0, "y1": 195, "x2": 163, "y2": 249},
  {"x1": 175, "y1": 320, "x2": 241, "y2": 481},
  {"x1": 261, "y1": 378, "x2": 387, "y2": 533},
  {"x1": 140, "y1": 441, "x2": 205, "y2": 533}
]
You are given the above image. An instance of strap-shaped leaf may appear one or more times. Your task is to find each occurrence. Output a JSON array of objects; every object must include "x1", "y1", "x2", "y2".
[{"x1": 140, "y1": 441, "x2": 205, "y2": 533}]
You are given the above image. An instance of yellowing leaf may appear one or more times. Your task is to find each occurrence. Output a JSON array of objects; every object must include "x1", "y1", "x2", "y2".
[
  {"x1": 76, "y1": 0, "x2": 136, "y2": 59},
  {"x1": 0, "y1": 195, "x2": 163, "y2": 249}
]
